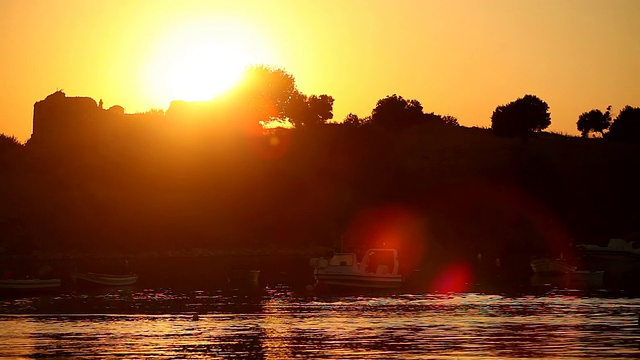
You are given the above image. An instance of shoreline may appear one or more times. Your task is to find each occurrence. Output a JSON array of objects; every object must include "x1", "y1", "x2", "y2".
[{"x1": 0, "y1": 246, "x2": 332, "y2": 261}]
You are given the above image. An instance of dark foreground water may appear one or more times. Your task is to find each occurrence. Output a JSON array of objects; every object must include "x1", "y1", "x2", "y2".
[{"x1": 1, "y1": 285, "x2": 639, "y2": 359}]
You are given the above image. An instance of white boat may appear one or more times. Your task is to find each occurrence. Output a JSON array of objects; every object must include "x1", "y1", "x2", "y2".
[
  {"x1": 0, "y1": 278, "x2": 62, "y2": 291},
  {"x1": 530, "y1": 257, "x2": 577, "y2": 274},
  {"x1": 72, "y1": 272, "x2": 138, "y2": 286},
  {"x1": 311, "y1": 249, "x2": 404, "y2": 289}
]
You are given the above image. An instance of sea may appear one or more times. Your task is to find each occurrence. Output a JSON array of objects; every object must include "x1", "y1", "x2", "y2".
[{"x1": 1, "y1": 283, "x2": 639, "y2": 359}]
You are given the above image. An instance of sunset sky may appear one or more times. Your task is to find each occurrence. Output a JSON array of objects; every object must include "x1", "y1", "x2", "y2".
[{"x1": 1, "y1": 0, "x2": 639, "y2": 142}]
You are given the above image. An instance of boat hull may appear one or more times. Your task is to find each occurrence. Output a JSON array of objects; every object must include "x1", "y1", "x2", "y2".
[
  {"x1": 531, "y1": 270, "x2": 604, "y2": 290},
  {"x1": 578, "y1": 250, "x2": 640, "y2": 273},
  {"x1": 73, "y1": 273, "x2": 138, "y2": 286},
  {"x1": 530, "y1": 258, "x2": 577, "y2": 274},
  {"x1": 314, "y1": 272, "x2": 404, "y2": 289},
  {"x1": 0, "y1": 278, "x2": 62, "y2": 291}
]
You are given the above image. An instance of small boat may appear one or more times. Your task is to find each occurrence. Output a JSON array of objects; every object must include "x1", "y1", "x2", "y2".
[
  {"x1": 530, "y1": 257, "x2": 577, "y2": 275},
  {"x1": 72, "y1": 272, "x2": 138, "y2": 286},
  {"x1": 0, "y1": 278, "x2": 62, "y2": 291},
  {"x1": 311, "y1": 248, "x2": 404, "y2": 289}
]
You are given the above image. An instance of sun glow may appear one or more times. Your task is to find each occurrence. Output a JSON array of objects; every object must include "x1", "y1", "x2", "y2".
[{"x1": 143, "y1": 18, "x2": 275, "y2": 104}]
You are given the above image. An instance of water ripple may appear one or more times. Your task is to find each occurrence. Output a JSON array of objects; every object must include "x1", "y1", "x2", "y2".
[{"x1": 0, "y1": 289, "x2": 639, "y2": 359}]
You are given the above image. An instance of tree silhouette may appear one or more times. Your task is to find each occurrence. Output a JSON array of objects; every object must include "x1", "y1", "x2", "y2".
[
  {"x1": 606, "y1": 105, "x2": 640, "y2": 142},
  {"x1": 491, "y1": 94, "x2": 551, "y2": 137},
  {"x1": 307, "y1": 95, "x2": 335, "y2": 125},
  {"x1": 235, "y1": 65, "x2": 334, "y2": 128},
  {"x1": 284, "y1": 92, "x2": 308, "y2": 126},
  {"x1": 370, "y1": 94, "x2": 426, "y2": 130},
  {"x1": 237, "y1": 65, "x2": 298, "y2": 123},
  {"x1": 287, "y1": 93, "x2": 335, "y2": 127},
  {"x1": 576, "y1": 106, "x2": 611, "y2": 138}
]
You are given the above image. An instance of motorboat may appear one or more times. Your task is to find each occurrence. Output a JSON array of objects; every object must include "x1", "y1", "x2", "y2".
[
  {"x1": 72, "y1": 272, "x2": 138, "y2": 286},
  {"x1": 577, "y1": 238, "x2": 640, "y2": 274},
  {"x1": 311, "y1": 248, "x2": 404, "y2": 289},
  {"x1": 0, "y1": 278, "x2": 62, "y2": 291},
  {"x1": 530, "y1": 257, "x2": 577, "y2": 274},
  {"x1": 578, "y1": 238, "x2": 640, "y2": 257}
]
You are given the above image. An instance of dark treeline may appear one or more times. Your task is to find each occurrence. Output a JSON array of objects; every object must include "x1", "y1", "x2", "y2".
[{"x1": 1, "y1": 66, "x2": 639, "y2": 281}]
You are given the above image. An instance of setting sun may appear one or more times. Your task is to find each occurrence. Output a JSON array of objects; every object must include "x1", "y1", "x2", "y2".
[
  {"x1": 143, "y1": 18, "x2": 274, "y2": 103},
  {"x1": 157, "y1": 43, "x2": 247, "y2": 101}
]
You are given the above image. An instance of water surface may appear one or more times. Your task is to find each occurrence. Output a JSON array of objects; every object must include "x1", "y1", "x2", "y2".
[{"x1": 1, "y1": 287, "x2": 639, "y2": 359}]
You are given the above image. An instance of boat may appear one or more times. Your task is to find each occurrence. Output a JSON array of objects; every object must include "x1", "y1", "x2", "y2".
[
  {"x1": 530, "y1": 257, "x2": 577, "y2": 274},
  {"x1": 311, "y1": 248, "x2": 404, "y2": 289},
  {"x1": 577, "y1": 238, "x2": 640, "y2": 274},
  {"x1": 0, "y1": 278, "x2": 62, "y2": 291},
  {"x1": 72, "y1": 272, "x2": 138, "y2": 286},
  {"x1": 531, "y1": 270, "x2": 604, "y2": 290}
]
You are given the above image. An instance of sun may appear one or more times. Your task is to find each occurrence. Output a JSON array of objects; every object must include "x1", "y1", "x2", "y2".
[
  {"x1": 143, "y1": 18, "x2": 275, "y2": 104},
  {"x1": 162, "y1": 42, "x2": 247, "y2": 101}
]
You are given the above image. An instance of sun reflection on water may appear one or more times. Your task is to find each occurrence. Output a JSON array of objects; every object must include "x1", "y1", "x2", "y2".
[{"x1": 0, "y1": 290, "x2": 639, "y2": 359}]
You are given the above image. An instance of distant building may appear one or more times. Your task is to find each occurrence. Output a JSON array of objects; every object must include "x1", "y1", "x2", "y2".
[
  {"x1": 32, "y1": 90, "x2": 105, "y2": 142},
  {"x1": 29, "y1": 91, "x2": 224, "y2": 149},
  {"x1": 30, "y1": 91, "x2": 146, "y2": 148}
]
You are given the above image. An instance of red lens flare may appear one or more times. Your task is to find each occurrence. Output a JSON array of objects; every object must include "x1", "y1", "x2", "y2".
[
  {"x1": 345, "y1": 204, "x2": 428, "y2": 272},
  {"x1": 430, "y1": 261, "x2": 474, "y2": 293}
]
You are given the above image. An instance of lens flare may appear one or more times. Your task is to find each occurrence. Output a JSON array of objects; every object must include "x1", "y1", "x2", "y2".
[
  {"x1": 430, "y1": 261, "x2": 474, "y2": 293},
  {"x1": 344, "y1": 204, "x2": 428, "y2": 272},
  {"x1": 247, "y1": 130, "x2": 291, "y2": 160}
]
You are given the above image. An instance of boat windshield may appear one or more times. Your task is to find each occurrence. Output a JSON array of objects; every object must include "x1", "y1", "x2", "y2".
[{"x1": 329, "y1": 254, "x2": 355, "y2": 266}]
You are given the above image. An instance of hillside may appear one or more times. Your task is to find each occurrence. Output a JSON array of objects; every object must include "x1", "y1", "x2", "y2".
[{"x1": 1, "y1": 122, "x2": 638, "y2": 280}]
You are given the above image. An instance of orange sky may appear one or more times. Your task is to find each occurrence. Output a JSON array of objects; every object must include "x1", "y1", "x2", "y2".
[{"x1": 1, "y1": 0, "x2": 639, "y2": 142}]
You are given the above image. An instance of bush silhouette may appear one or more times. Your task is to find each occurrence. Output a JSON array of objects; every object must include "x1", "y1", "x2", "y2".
[
  {"x1": 606, "y1": 105, "x2": 640, "y2": 142},
  {"x1": 342, "y1": 113, "x2": 370, "y2": 127},
  {"x1": 491, "y1": 94, "x2": 551, "y2": 137},
  {"x1": 576, "y1": 106, "x2": 611, "y2": 138},
  {"x1": 370, "y1": 94, "x2": 426, "y2": 130},
  {"x1": 441, "y1": 115, "x2": 460, "y2": 126},
  {"x1": 0, "y1": 133, "x2": 22, "y2": 153}
]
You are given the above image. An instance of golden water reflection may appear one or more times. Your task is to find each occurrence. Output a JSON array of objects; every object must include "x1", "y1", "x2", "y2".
[{"x1": 0, "y1": 290, "x2": 639, "y2": 359}]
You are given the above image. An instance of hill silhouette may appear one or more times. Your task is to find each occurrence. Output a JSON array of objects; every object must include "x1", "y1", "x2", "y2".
[{"x1": 1, "y1": 68, "x2": 639, "y2": 287}]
